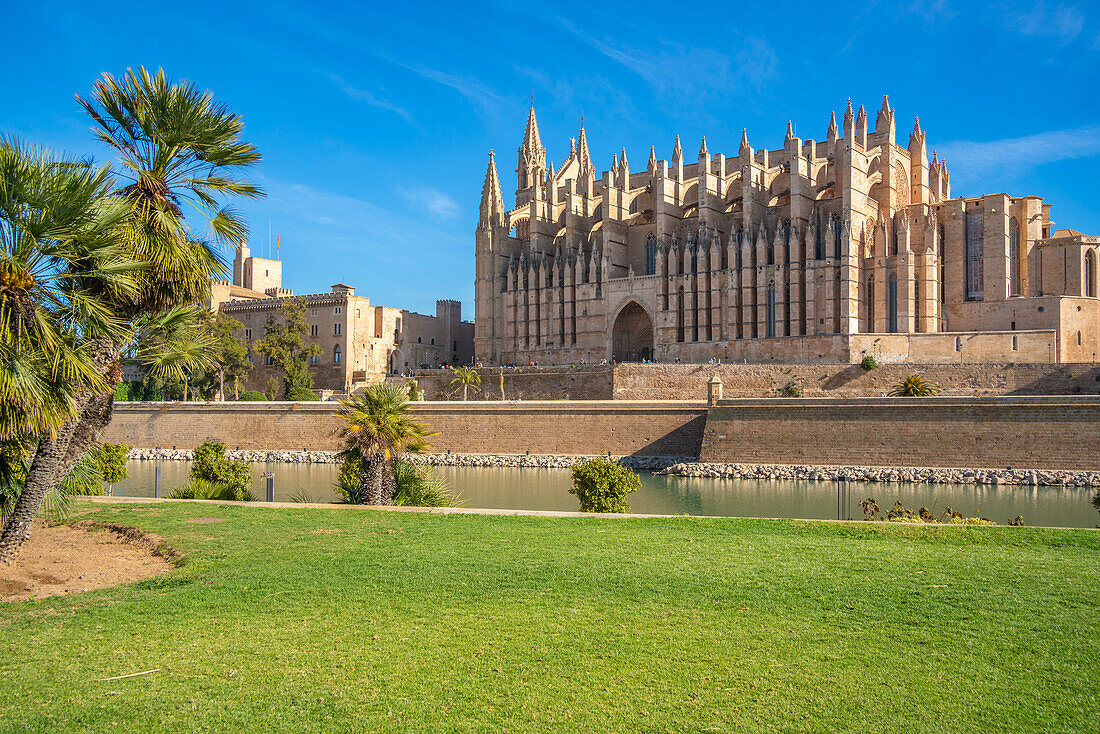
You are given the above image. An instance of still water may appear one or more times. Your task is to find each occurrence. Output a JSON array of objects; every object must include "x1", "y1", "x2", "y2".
[{"x1": 110, "y1": 460, "x2": 1099, "y2": 528}]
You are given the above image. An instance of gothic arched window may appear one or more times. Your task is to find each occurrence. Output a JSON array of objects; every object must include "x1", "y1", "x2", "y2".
[
  {"x1": 767, "y1": 233, "x2": 775, "y2": 266},
  {"x1": 833, "y1": 216, "x2": 843, "y2": 259},
  {"x1": 1009, "y1": 217, "x2": 1021, "y2": 296},
  {"x1": 333, "y1": 345, "x2": 342, "y2": 364},
  {"x1": 888, "y1": 273, "x2": 898, "y2": 333},
  {"x1": 766, "y1": 282, "x2": 776, "y2": 338},
  {"x1": 1086, "y1": 250, "x2": 1095, "y2": 298},
  {"x1": 783, "y1": 220, "x2": 791, "y2": 264},
  {"x1": 891, "y1": 220, "x2": 899, "y2": 257},
  {"x1": 814, "y1": 213, "x2": 825, "y2": 260},
  {"x1": 938, "y1": 222, "x2": 946, "y2": 304},
  {"x1": 736, "y1": 229, "x2": 744, "y2": 270},
  {"x1": 645, "y1": 233, "x2": 657, "y2": 275},
  {"x1": 866, "y1": 276, "x2": 875, "y2": 332}
]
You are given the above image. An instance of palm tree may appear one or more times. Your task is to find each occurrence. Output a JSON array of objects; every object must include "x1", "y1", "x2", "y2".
[
  {"x1": 0, "y1": 68, "x2": 261, "y2": 562},
  {"x1": 449, "y1": 366, "x2": 481, "y2": 401},
  {"x1": 0, "y1": 138, "x2": 143, "y2": 561},
  {"x1": 336, "y1": 383, "x2": 436, "y2": 505},
  {"x1": 890, "y1": 374, "x2": 942, "y2": 397}
]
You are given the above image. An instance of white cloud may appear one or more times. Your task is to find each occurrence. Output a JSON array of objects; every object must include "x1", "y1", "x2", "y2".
[
  {"x1": 938, "y1": 125, "x2": 1100, "y2": 187},
  {"x1": 1002, "y1": 2, "x2": 1084, "y2": 42},
  {"x1": 319, "y1": 72, "x2": 413, "y2": 122},
  {"x1": 398, "y1": 63, "x2": 508, "y2": 116},
  {"x1": 398, "y1": 187, "x2": 460, "y2": 219},
  {"x1": 558, "y1": 19, "x2": 776, "y2": 99}
]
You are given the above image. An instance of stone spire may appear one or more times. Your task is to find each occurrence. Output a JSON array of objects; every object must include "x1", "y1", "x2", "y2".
[
  {"x1": 827, "y1": 111, "x2": 838, "y2": 143},
  {"x1": 672, "y1": 134, "x2": 683, "y2": 165},
  {"x1": 876, "y1": 94, "x2": 894, "y2": 131},
  {"x1": 699, "y1": 135, "x2": 709, "y2": 158},
  {"x1": 785, "y1": 120, "x2": 795, "y2": 145},
  {"x1": 577, "y1": 117, "x2": 592, "y2": 171},
  {"x1": 480, "y1": 149, "x2": 504, "y2": 225},
  {"x1": 843, "y1": 98, "x2": 854, "y2": 138},
  {"x1": 909, "y1": 116, "x2": 925, "y2": 149},
  {"x1": 521, "y1": 104, "x2": 545, "y2": 161},
  {"x1": 855, "y1": 104, "x2": 868, "y2": 146},
  {"x1": 648, "y1": 145, "x2": 657, "y2": 172},
  {"x1": 739, "y1": 128, "x2": 750, "y2": 156},
  {"x1": 620, "y1": 147, "x2": 629, "y2": 180}
]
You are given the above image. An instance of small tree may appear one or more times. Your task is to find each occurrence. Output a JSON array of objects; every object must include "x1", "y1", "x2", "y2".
[
  {"x1": 90, "y1": 443, "x2": 130, "y2": 496},
  {"x1": 193, "y1": 311, "x2": 251, "y2": 400},
  {"x1": 570, "y1": 458, "x2": 641, "y2": 513},
  {"x1": 407, "y1": 379, "x2": 420, "y2": 401},
  {"x1": 254, "y1": 297, "x2": 322, "y2": 399},
  {"x1": 449, "y1": 366, "x2": 481, "y2": 400},
  {"x1": 890, "y1": 374, "x2": 942, "y2": 397}
]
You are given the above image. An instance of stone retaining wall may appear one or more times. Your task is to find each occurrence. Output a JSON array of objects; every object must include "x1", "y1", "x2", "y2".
[
  {"x1": 699, "y1": 396, "x2": 1100, "y2": 471},
  {"x1": 105, "y1": 401, "x2": 708, "y2": 457}
]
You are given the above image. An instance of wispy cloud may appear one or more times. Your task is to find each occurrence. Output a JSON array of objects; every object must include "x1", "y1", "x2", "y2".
[
  {"x1": 938, "y1": 125, "x2": 1100, "y2": 188},
  {"x1": 1002, "y1": 2, "x2": 1085, "y2": 43},
  {"x1": 397, "y1": 186, "x2": 460, "y2": 219},
  {"x1": 398, "y1": 63, "x2": 508, "y2": 116},
  {"x1": 319, "y1": 72, "x2": 413, "y2": 122},
  {"x1": 904, "y1": 0, "x2": 958, "y2": 23},
  {"x1": 558, "y1": 19, "x2": 776, "y2": 99}
]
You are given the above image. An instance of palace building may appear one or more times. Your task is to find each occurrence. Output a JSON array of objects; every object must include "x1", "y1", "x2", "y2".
[
  {"x1": 207, "y1": 243, "x2": 473, "y2": 394},
  {"x1": 474, "y1": 100, "x2": 1099, "y2": 365}
]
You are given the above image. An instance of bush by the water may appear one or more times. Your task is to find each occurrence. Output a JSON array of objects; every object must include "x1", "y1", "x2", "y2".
[
  {"x1": 1, "y1": 441, "x2": 131, "y2": 519},
  {"x1": 284, "y1": 385, "x2": 319, "y2": 401},
  {"x1": 334, "y1": 456, "x2": 456, "y2": 507},
  {"x1": 174, "y1": 439, "x2": 253, "y2": 501},
  {"x1": 860, "y1": 498, "x2": 1007, "y2": 525},
  {"x1": 569, "y1": 458, "x2": 641, "y2": 513},
  {"x1": 237, "y1": 390, "x2": 268, "y2": 401}
]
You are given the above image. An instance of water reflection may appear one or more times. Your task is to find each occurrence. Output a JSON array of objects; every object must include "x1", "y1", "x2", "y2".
[{"x1": 111, "y1": 461, "x2": 1099, "y2": 528}]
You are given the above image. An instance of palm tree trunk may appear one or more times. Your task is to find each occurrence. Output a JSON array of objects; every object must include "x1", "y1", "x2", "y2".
[
  {"x1": 463, "y1": 383, "x2": 468, "y2": 401},
  {"x1": 218, "y1": 369, "x2": 225, "y2": 402},
  {"x1": 0, "y1": 342, "x2": 118, "y2": 564}
]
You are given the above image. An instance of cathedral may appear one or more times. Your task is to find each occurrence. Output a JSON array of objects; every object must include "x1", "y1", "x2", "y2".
[{"x1": 474, "y1": 100, "x2": 1099, "y2": 365}]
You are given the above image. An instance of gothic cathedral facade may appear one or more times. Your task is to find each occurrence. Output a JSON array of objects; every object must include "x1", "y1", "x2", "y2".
[{"x1": 474, "y1": 100, "x2": 1100, "y2": 365}]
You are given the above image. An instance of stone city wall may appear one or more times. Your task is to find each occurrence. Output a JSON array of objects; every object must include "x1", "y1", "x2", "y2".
[
  {"x1": 103, "y1": 401, "x2": 708, "y2": 457},
  {"x1": 403, "y1": 362, "x2": 1100, "y2": 401},
  {"x1": 611, "y1": 362, "x2": 1100, "y2": 400},
  {"x1": 699, "y1": 396, "x2": 1100, "y2": 471}
]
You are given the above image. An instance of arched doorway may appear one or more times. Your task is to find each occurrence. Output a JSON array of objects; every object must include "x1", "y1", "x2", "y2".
[{"x1": 611, "y1": 301, "x2": 654, "y2": 362}]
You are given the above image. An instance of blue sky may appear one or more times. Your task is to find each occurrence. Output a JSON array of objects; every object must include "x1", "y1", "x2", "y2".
[{"x1": 4, "y1": 1, "x2": 1100, "y2": 316}]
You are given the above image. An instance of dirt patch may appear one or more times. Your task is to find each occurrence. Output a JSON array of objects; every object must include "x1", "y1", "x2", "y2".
[{"x1": 0, "y1": 520, "x2": 178, "y2": 602}]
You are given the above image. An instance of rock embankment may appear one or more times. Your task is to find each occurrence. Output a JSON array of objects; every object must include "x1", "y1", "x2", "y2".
[
  {"x1": 126, "y1": 448, "x2": 688, "y2": 471},
  {"x1": 126, "y1": 448, "x2": 1099, "y2": 487},
  {"x1": 656, "y1": 462, "x2": 1100, "y2": 488}
]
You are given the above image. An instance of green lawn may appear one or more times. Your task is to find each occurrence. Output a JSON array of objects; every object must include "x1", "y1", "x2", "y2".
[{"x1": 1, "y1": 503, "x2": 1098, "y2": 733}]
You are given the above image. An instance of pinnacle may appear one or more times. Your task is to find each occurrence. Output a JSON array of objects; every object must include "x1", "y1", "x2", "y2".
[
  {"x1": 522, "y1": 104, "x2": 544, "y2": 156},
  {"x1": 699, "y1": 135, "x2": 708, "y2": 157},
  {"x1": 739, "y1": 128, "x2": 749, "y2": 152}
]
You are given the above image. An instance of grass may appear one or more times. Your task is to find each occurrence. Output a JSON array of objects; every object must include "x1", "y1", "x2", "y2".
[{"x1": 1, "y1": 502, "x2": 1098, "y2": 733}]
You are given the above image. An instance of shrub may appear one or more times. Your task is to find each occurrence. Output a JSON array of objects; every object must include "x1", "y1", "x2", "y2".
[
  {"x1": 860, "y1": 355, "x2": 878, "y2": 371},
  {"x1": 169, "y1": 478, "x2": 255, "y2": 502},
  {"x1": 407, "y1": 379, "x2": 420, "y2": 401},
  {"x1": 237, "y1": 390, "x2": 268, "y2": 401},
  {"x1": 189, "y1": 439, "x2": 252, "y2": 498},
  {"x1": 285, "y1": 385, "x2": 319, "y2": 401},
  {"x1": 569, "y1": 458, "x2": 641, "y2": 513},
  {"x1": 776, "y1": 380, "x2": 803, "y2": 398},
  {"x1": 334, "y1": 456, "x2": 456, "y2": 507},
  {"x1": 113, "y1": 382, "x2": 130, "y2": 401},
  {"x1": 861, "y1": 497, "x2": 1002, "y2": 525},
  {"x1": 890, "y1": 374, "x2": 942, "y2": 397}
]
